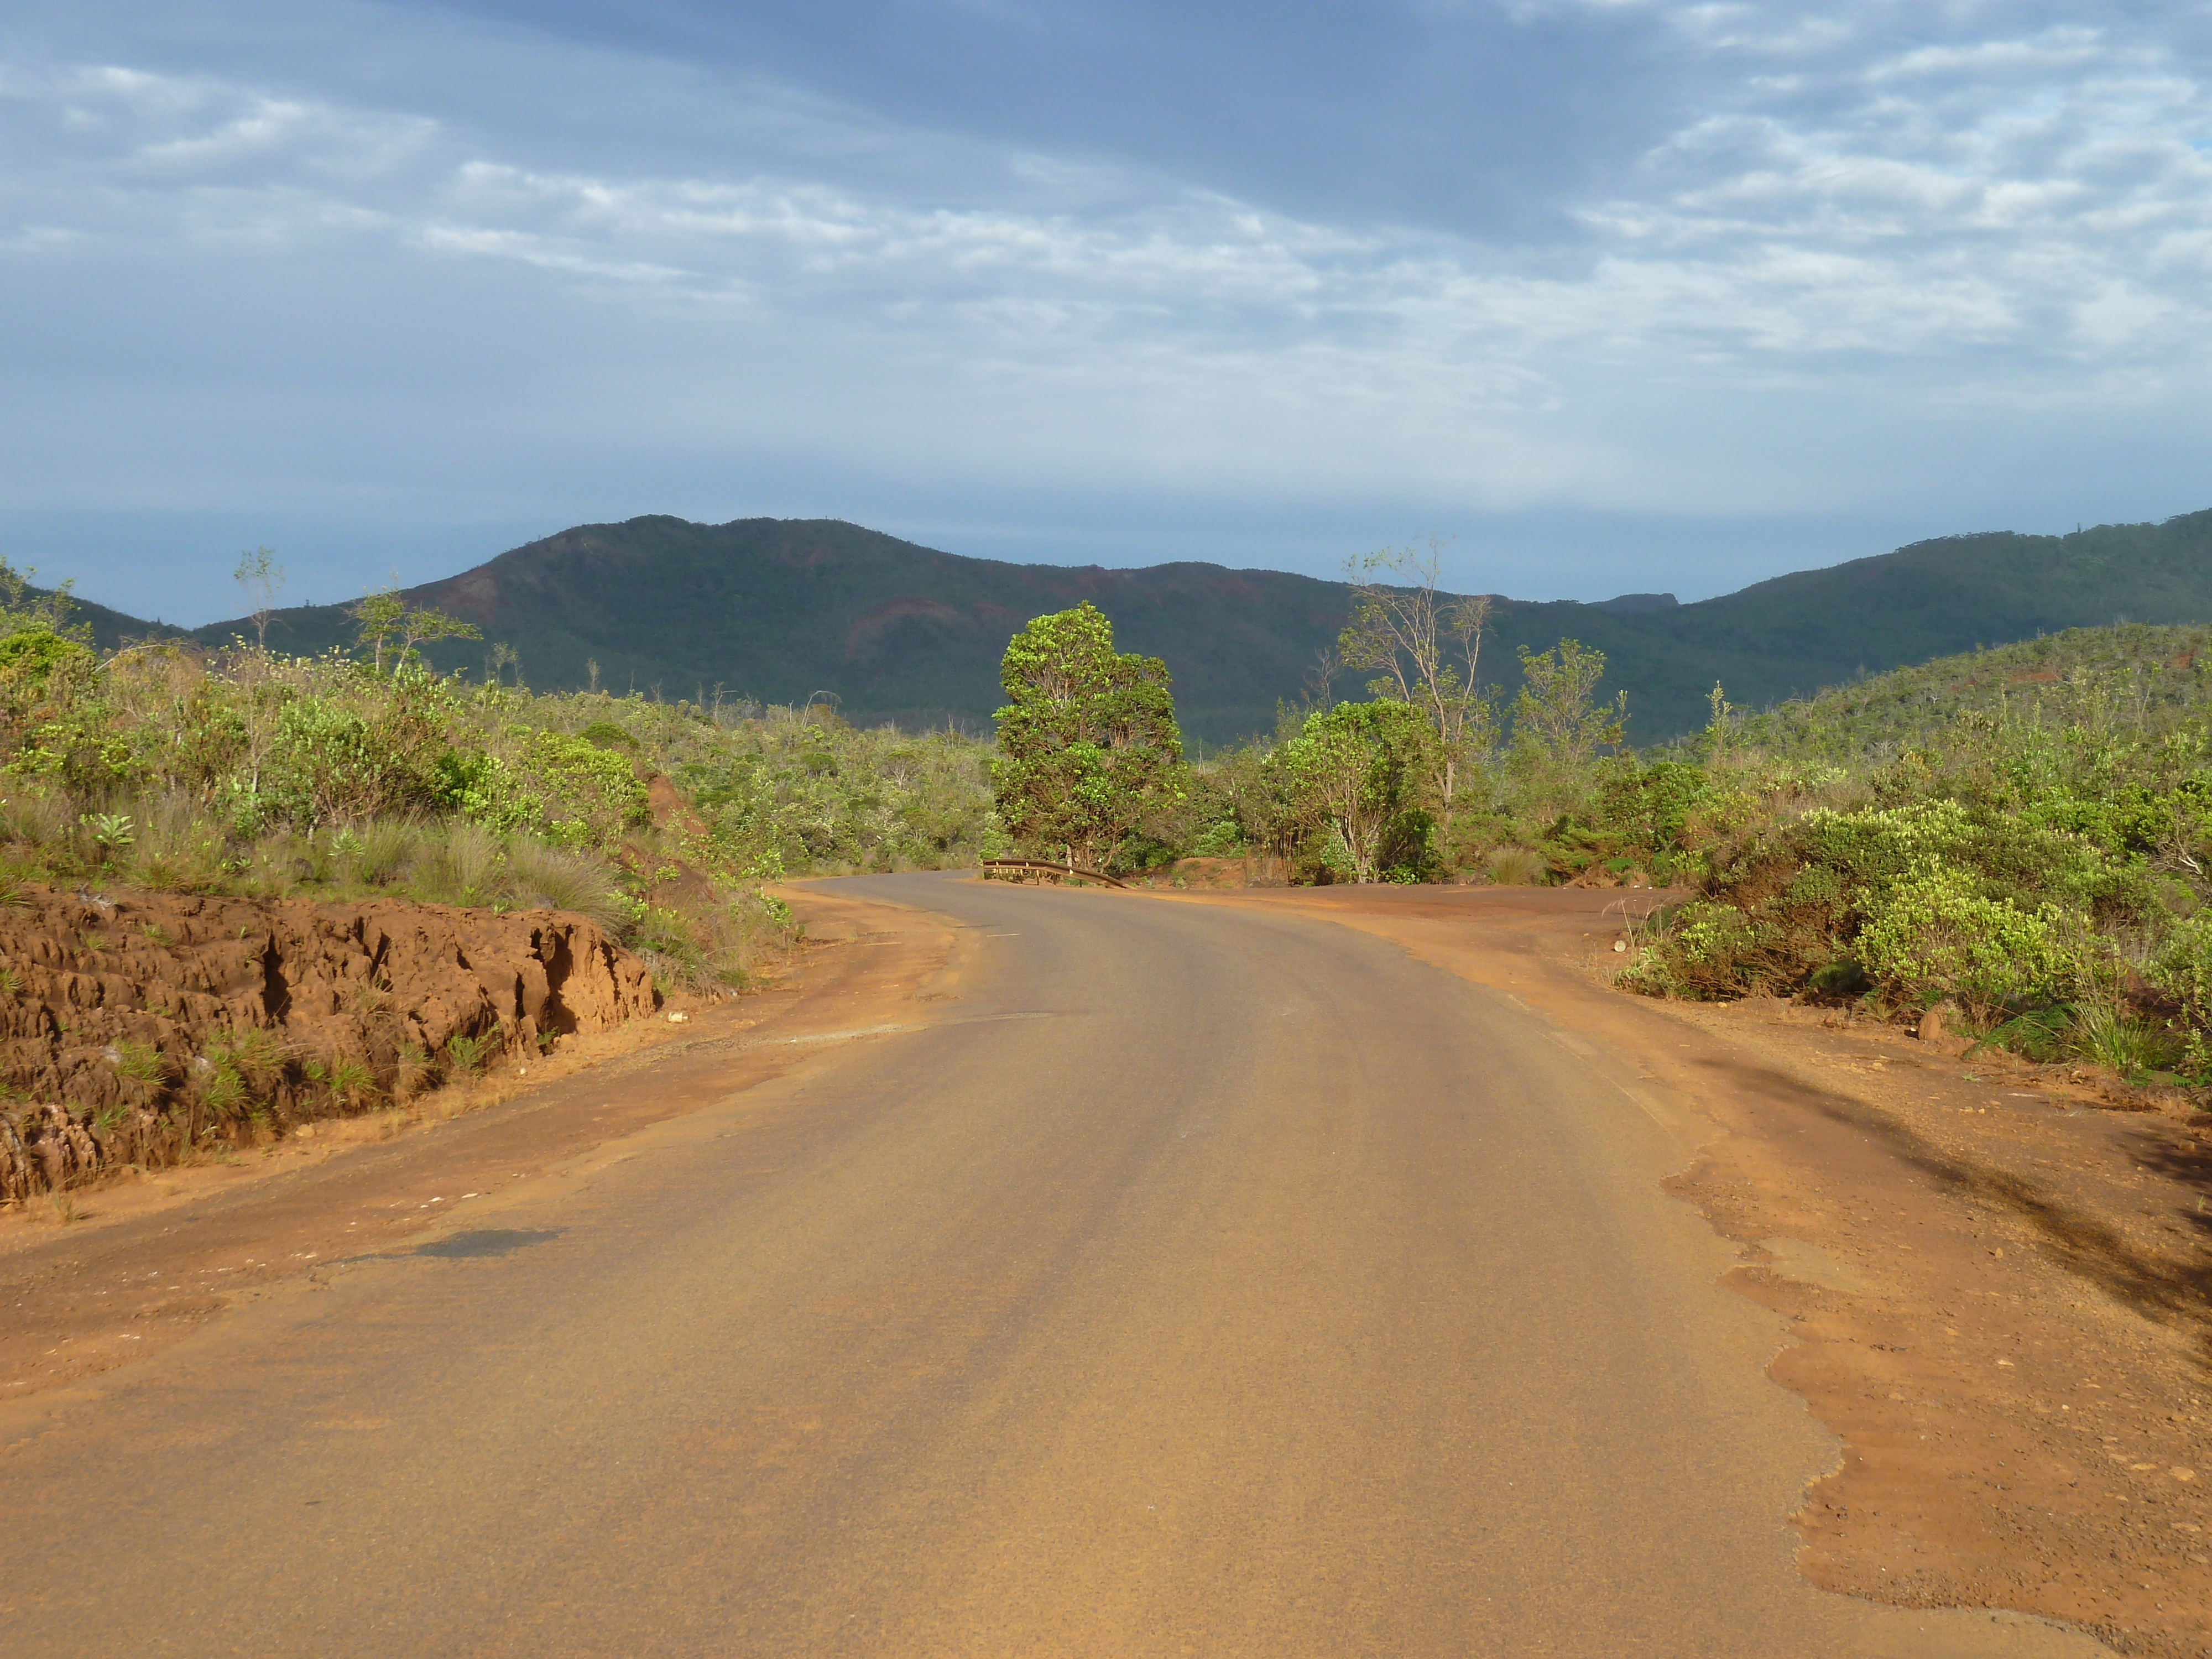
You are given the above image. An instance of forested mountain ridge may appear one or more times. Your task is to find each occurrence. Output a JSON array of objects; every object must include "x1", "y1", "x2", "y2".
[{"x1": 50, "y1": 507, "x2": 2212, "y2": 744}]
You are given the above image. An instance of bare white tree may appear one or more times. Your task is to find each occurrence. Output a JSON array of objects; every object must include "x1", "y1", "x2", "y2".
[
  {"x1": 1338, "y1": 539, "x2": 1496, "y2": 831},
  {"x1": 233, "y1": 546, "x2": 284, "y2": 652}
]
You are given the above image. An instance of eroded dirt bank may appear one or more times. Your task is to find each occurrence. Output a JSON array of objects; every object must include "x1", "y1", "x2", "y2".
[
  {"x1": 1167, "y1": 883, "x2": 2210, "y2": 1659},
  {"x1": 0, "y1": 883, "x2": 659, "y2": 1199},
  {"x1": 0, "y1": 882, "x2": 967, "y2": 1410}
]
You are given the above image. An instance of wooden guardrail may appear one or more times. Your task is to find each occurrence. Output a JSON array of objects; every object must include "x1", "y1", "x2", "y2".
[{"x1": 979, "y1": 858, "x2": 1129, "y2": 890}]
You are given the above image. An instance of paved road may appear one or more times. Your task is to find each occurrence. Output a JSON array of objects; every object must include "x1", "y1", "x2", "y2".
[{"x1": 3, "y1": 875, "x2": 2099, "y2": 1657}]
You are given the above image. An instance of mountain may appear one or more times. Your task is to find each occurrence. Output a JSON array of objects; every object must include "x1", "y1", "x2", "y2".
[
  {"x1": 42, "y1": 593, "x2": 190, "y2": 653},
  {"x1": 45, "y1": 507, "x2": 2212, "y2": 745}
]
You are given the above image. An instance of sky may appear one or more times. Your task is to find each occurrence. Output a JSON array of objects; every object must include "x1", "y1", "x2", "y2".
[{"x1": 2, "y1": 1, "x2": 2208, "y2": 623}]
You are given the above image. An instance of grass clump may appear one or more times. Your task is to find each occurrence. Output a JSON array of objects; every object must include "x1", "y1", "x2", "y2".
[
  {"x1": 1484, "y1": 846, "x2": 1547, "y2": 886},
  {"x1": 443, "y1": 1030, "x2": 498, "y2": 1077},
  {"x1": 109, "y1": 1039, "x2": 168, "y2": 1084}
]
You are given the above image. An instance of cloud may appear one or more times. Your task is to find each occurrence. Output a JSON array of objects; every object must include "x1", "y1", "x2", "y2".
[{"x1": 0, "y1": 0, "x2": 2209, "y2": 619}]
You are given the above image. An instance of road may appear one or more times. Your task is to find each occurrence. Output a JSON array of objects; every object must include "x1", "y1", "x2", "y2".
[{"x1": 1, "y1": 874, "x2": 2102, "y2": 1657}]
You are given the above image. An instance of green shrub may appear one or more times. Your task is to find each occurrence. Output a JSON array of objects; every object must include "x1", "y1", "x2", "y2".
[
  {"x1": 1855, "y1": 863, "x2": 2086, "y2": 1018},
  {"x1": 0, "y1": 628, "x2": 93, "y2": 681},
  {"x1": 1668, "y1": 899, "x2": 1760, "y2": 995},
  {"x1": 578, "y1": 721, "x2": 638, "y2": 751},
  {"x1": 514, "y1": 731, "x2": 649, "y2": 844},
  {"x1": 434, "y1": 748, "x2": 540, "y2": 834},
  {"x1": 2147, "y1": 914, "x2": 2212, "y2": 1076}
]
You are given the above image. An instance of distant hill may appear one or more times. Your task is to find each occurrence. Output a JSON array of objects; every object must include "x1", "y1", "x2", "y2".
[
  {"x1": 43, "y1": 506, "x2": 2212, "y2": 745},
  {"x1": 39, "y1": 592, "x2": 189, "y2": 653}
]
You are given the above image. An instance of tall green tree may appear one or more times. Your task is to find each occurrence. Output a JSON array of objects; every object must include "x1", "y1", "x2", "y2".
[
  {"x1": 1270, "y1": 698, "x2": 1438, "y2": 883},
  {"x1": 992, "y1": 603, "x2": 1183, "y2": 870},
  {"x1": 1510, "y1": 639, "x2": 1627, "y2": 786}
]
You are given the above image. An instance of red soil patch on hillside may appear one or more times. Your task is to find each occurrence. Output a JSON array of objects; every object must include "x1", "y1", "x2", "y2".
[{"x1": 1, "y1": 885, "x2": 656, "y2": 1201}]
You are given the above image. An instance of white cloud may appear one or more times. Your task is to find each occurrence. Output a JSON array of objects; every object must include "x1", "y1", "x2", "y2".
[{"x1": 1, "y1": 0, "x2": 2209, "y2": 615}]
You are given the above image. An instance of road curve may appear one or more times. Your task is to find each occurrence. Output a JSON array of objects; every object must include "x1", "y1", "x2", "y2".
[{"x1": 2, "y1": 874, "x2": 2100, "y2": 1657}]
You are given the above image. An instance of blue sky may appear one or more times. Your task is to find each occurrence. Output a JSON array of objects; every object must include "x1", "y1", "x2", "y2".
[{"x1": 3, "y1": 1, "x2": 2208, "y2": 622}]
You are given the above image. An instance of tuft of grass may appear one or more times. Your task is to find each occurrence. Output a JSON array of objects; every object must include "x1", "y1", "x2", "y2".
[
  {"x1": 444, "y1": 1029, "x2": 498, "y2": 1076},
  {"x1": 0, "y1": 790, "x2": 73, "y2": 851},
  {"x1": 2071, "y1": 1004, "x2": 2188, "y2": 1079},
  {"x1": 351, "y1": 819, "x2": 421, "y2": 887},
  {"x1": 0, "y1": 966, "x2": 20, "y2": 997},
  {"x1": 111, "y1": 1039, "x2": 167, "y2": 1083},
  {"x1": 224, "y1": 1026, "x2": 289, "y2": 1082},
  {"x1": 1985, "y1": 1004, "x2": 2072, "y2": 1063},
  {"x1": 505, "y1": 838, "x2": 627, "y2": 931},
  {"x1": 199, "y1": 1065, "x2": 247, "y2": 1120},
  {"x1": 1485, "y1": 846, "x2": 1547, "y2": 886},
  {"x1": 44, "y1": 1191, "x2": 80, "y2": 1224},
  {"x1": 392, "y1": 1041, "x2": 432, "y2": 1097},
  {"x1": 118, "y1": 792, "x2": 230, "y2": 892},
  {"x1": 414, "y1": 822, "x2": 504, "y2": 906},
  {"x1": 311, "y1": 1052, "x2": 378, "y2": 1109},
  {"x1": 197, "y1": 1026, "x2": 287, "y2": 1121}
]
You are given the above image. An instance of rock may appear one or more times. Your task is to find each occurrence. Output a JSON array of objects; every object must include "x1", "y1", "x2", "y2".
[{"x1": 1917, "y1": 1005, "x2": 1949, "y2": 1044}]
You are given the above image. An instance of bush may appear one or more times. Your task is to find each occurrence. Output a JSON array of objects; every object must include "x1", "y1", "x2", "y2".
[
  {"x1": 1856, "y1": 863, "x2": 2088, "y2": 1019},
  {"x1": 2148, "y1": 914, "x2": 2212, "y2": 1076},
  {"x1": 578, "y1": 720, "x2": 639, "y2": 752}
]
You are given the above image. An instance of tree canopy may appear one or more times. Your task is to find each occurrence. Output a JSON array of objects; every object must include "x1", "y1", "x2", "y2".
[
  {"x1": 1266, "y1": 698, "x2": 1438, "y2": 884},
  {"x1": 991, "y1": 602, "x2": 1183, "y2": 870}
]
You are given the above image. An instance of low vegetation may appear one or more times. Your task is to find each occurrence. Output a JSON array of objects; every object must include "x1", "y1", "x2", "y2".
[
  {"x1": 0, "y1": 558, "x2": 992, "y2": 1008},
  {"x1": 12, "y1": 537, "x2": 2212, "y2": 1125},
  {"x1": 984, "y1": 566, "x2": 2212, "y2": 1090}
]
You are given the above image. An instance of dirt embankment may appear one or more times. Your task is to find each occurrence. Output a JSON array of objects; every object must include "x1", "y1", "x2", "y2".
[
  {"x1": 0, "y1": 880, "x2": 963, "y2": 1410},
  {"x1": 1, "y1": 883, "x2": 658, "y2": 1200}
]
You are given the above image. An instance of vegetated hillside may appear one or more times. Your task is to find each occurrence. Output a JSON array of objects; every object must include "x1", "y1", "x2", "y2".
[
  {"x1": 185, "y1": 518, "x2": 1358, "y2": 745},
  {"x1": 1718, "y1": 623, "x2": 2212, "y2": 763},
  {"x1": 65, "y1": 505, "x2": 2212, "y2": 743}
]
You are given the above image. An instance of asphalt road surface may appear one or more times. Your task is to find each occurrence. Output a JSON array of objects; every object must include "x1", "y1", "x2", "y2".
[{"x1": 2, "y1": 874, "x2": 2101, "y2": 1657}]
